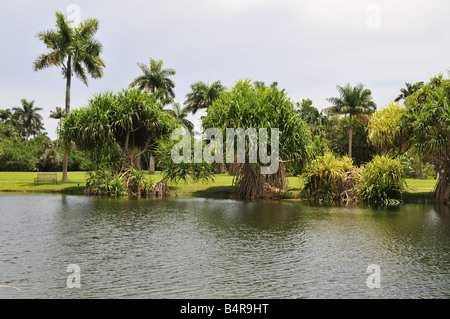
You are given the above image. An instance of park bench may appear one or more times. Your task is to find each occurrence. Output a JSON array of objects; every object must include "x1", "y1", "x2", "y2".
[{"x1": 34, "y1": 173, "x2": 58, "y2": 185}]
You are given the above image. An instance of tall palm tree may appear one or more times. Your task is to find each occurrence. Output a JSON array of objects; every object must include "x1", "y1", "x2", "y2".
[
  {"x1": 33, "y1": 11, "x2": 105, "y2": 182},
  {"x1": 394, "y1": 81, "x2": 424, "y2": 102},
  {"x1": 184, "y1": 80, "x2": 226, "y2": 115},
  {"x1": 326, "y1": 83, "x2": 376, "y2": 159},
  {"x1": 129, "y1": 58, "x2": 176, "y2": 99},
  {"x1": 12, "y1": 99, "x2": 44, "y2": 140}
]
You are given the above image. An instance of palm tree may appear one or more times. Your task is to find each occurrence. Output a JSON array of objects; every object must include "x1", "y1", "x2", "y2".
[
  {"x1": 394, "y1": 81, "x2": 424, "y2": 102},
  {"x1": 49, "y1": 106, "x2": 67, "y2": 134},
  {"x1": 184, "y1": 80, "x2": 226, "y2": 115},
  {"x1": 129, "y1": 58, "x2": 176, "y2": 99},
  {"x1": 163, "y1": 102, "x2": 194, "y2": 132},
  {"x1": 326, "y1": 83, "x2": 376, "y2": 159},
  {"x1": 12, "y1": 99, "x2": 44, "y2": 140},
  {"x1": 0, "y1": 109, "x2": 12, "y2": 124},
  {"x1": 254, "y1": 81, "x2": 278, "y2": 89},
  {"x1": 33, "y1": 11, "x2": 105, "y2": 182}
]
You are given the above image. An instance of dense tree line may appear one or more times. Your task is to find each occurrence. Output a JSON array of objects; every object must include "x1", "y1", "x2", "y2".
[{"x1": 2, "y1": 10, "x2": 448, "y2": 203}]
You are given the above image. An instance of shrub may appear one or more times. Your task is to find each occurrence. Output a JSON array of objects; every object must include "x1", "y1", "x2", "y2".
[
  {"x1": 357, "y1": 155, "x2": 406, "y2": 206},
  {"x1": 85, "y1": 167, "x2": 152, "y2": 198},
  {"x1": 302, "y1": 152, "x2": 356, "y2": 202}
]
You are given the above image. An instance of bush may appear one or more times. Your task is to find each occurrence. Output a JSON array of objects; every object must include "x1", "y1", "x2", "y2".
[
  {"x1": 0, "y1": 137, "x2": 40, "y2": 171},
  {"x1": 357, "y1": 155, "x2": 406, "y2": 206},
  {"x1": 302, "y1": 152, "x2": 356, "y2": 202},
  {"x1": 85, "y1": 167, "x2": 152, "y2": 198}
]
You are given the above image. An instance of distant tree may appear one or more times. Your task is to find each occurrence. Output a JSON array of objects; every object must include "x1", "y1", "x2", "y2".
[
  {"x1": 297, "y1": 99, "x2": 324, "y2": 126},
  {"x1": 184, "y1": 80, "x2": 226, "y2": 115},
  {"x1": 33, "y1": 11, "x2": 105, "y2": 182},
  {"x1": 254, "y1": 81, "x2": 278, "y2": 89},
  {"x1": 12, "y1": 99, "x2": 44, "y2": 140},
  {"x1": 326, "y1": 83, "x2": 376, "y2": 159},
  {"x1": 163, "y1": 102, "x2": 194, "y2": 132},
  {"x1": 129, "y1": 58, "x2": 176, "y2": 100},
  {"x1": 0, "y1": 109, "x2": 12, "y2": 124},
  {"x1": 394, "y1": 81, "x2": 424, "y2": 102}
]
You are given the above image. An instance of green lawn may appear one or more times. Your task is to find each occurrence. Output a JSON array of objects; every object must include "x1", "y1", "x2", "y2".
[{"x1": 0, "y1": 171, "x2": 436, "y2": 198}]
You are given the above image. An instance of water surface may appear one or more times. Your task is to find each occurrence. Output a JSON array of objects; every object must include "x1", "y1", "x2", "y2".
[{"x1": 0, "y1": 194, "x2": 449, "y2": 298}]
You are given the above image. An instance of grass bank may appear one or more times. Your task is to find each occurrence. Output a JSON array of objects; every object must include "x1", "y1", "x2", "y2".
[{"x1": 0, "y1": 171, "x2": 436, "y2": 199}]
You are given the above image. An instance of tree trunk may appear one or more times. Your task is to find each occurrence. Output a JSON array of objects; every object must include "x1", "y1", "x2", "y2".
[
  {"x1": 348, "y1": 126, "x2": 353, "y2": 159},
  {"x1": 61, "y1": 60, "x2": 71, "y2": 183},
  {"x1": 418, "y1": 153, "x2": 425, "y2": 180},
  {"x1": 434, "y1": 168, "x2": 450, "y2": 202},
  {"x1": 148, "y1": 150, "x2": 155, "y2": 175}
]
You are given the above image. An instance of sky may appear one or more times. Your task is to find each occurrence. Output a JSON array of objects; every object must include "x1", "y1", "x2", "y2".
[{"x1": 0, "y1": 0, "x2": 449, "y2": 140}]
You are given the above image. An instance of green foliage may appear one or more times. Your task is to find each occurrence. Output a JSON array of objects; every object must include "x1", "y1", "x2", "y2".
[
  {"x1": 184, "y1": 80, "x2": 226, "y2": 114},
  {"x1": 402, "y1": 73, "x2": 450, "y2": 201},
  {"x1": 61, "y1": 89, "x2": 178, "y2": 171},
  {"x1": 11, "y1": 99, "x2": 45, "y2": 139},
  {"x1": 319, "y1": 114, "x2": 375, "y2": 165},
  {"x1": 395, "y1": 81, "x2": 424, "y2": 102},
  {"x1": 202, "y1": 80, "x2": 311, "y2": 164},
  {"x1": 155, "y1": 137, "x2": 215, "y2": 184},
  {"x1": 0, "y1": 123, "x2": 19, "y2": 140},
  {"x1": 302, "y1": 152, "x2": 355, "y2": 202},
  {"x1": 33, "y1": 12, "x2": 105, "y2": 85},
  {"x1": 85, "y1": 167, "x2": 152, "y2": 198},
  {"x1": 129, "y1": 58, "x2": 176, "y2": 100},
  {"x1": 201, "y1": 80, "x2": 311, "y2": 198},
  {"x1": 357, "y1": 155, "x2": 406, "y2": 206},
  {"x1": 0, "y1": 130, "x2": 92, "y2": 172},
  {"x1": 368, "y1": 102, "x2": 410, "y2": 157},
  {"x1": 0, "y1": 137, "x2": 38, "y2": 171}
]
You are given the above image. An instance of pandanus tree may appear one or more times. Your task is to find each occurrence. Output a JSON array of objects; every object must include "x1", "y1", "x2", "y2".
[
  {"x1": 201, "y1": 80, "x2": 311, "y2": 199},
  {"x1": 402, "y1": 74, "x2": 450, "y2": 202},
  {"x1": 33, "y1": 11, "x2": 105, "y2": 182},
  {"x1": 326, "y1": 83, "x2": 376, "y2": 159},
  {"x1": 61, "y1": 89, "x2": 177, "y2": 172},
  {"x1": 184, "y1": 80, "x2": 226, "y2": 115}
]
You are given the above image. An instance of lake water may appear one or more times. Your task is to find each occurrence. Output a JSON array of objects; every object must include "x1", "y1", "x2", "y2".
[{"x1": 0, "y1": 193, "x2": 449, "y2": 299}]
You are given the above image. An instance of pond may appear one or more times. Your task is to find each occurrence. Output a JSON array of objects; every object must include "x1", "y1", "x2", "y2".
[{"x1": 0, "y1": 193, "x2": 449, "y2": 299}]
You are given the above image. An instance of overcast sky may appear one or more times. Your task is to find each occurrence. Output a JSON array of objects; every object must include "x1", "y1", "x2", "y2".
[{"x1": 1, "y1": 0, "x2": 449, "y2": 140}]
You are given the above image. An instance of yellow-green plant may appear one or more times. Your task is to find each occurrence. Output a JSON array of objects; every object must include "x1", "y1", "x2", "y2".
[
  {"x1": 357, "y1": 155, "x2": 406, "y2": 206},
  {"x1": 368, "y1": 102, "x2": 410, "y2": 157},
  {"x1": 302, "y1": 152, "x2": 355, "y2": 202}
]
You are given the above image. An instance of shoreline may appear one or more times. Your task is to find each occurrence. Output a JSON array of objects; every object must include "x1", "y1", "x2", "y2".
[{"x1": 0, "y1": 171, "x2": 438, "y2": 203}]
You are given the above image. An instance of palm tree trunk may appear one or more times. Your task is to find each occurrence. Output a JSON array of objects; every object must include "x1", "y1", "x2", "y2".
[
  {"x1": 348, "y1": 126, "x2": 353, "y2": 159},
  {"x1": 61, "y1": 61, "x2": 71, "y2": 182}
]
